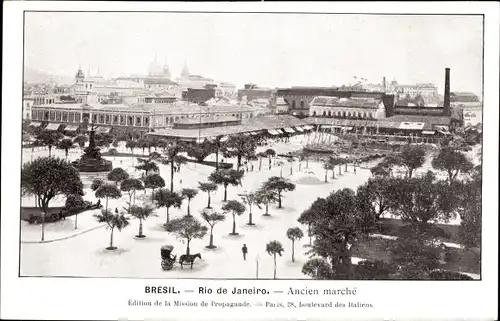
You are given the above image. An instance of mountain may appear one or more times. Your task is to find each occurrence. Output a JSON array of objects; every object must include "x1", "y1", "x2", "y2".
[{"x1": 24, "y1": 67, "x2": 73, "y2": 85}]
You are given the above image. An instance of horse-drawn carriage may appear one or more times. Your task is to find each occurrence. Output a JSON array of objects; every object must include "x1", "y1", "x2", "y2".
[{"x1": 160, "y1": 245, "x2": 202, "y2": 271}]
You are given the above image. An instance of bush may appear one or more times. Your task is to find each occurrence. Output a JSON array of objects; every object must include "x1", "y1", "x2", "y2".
[
  {"x1": 397, "y1": 223, "x2": 450, "y2": 239},
  {"x1": 65, "y1": 194, "x2": 86, "y2": 212},
  {"x1": 352, "y1": 260, "x2": 398, "y2": 280},
  {"x1": 428, "y1": 269, "x2": 474, "y2": 280}
]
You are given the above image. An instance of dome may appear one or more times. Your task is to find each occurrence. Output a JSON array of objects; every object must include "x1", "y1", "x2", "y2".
[{"x1": 148, "y1": 56, "x2": 163, "y2": 76}]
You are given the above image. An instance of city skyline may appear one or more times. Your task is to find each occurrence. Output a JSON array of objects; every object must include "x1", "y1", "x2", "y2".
[{"x1": 25, "y1": 13, "x2": 483, "y2": 94}]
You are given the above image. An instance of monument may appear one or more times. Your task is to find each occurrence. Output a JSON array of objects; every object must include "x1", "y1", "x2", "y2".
[{"x1": 72, "y1": 125, "x2": 112, "y2": 172}]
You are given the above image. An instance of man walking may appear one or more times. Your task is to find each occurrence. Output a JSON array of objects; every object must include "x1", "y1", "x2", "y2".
[{"x1": 242, "y1": 244, "x2": 248, "y2": 261}]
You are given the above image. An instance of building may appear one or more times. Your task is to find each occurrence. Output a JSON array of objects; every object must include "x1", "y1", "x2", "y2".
[
  {"x1": 309, "y1": 96, "x2": 386, "y2": 120},
  {"x1": 276, "y1": 86, "x2": 391, "y2": 117},
  {"x1": 273, "y1": 97, "x2": 290, "y2": 115},
  {"x1": 23, "y1": 97, "x2": 34, "y2": 120},
  {"x1": 28, "y1": 101, "x2": 264, "y2": 134},
  {"x1": 146, "y1": 114, "x2": 311, "y2": 143},
  {"x1": 185, "y1": 86, "x2": 224, "y2": 104},
  {"x1": 237, "y1": 84, "x2": 274, "y2": 103},
  {"x1": 394, "y1": 83, "x2": 438, "y2": 99}
]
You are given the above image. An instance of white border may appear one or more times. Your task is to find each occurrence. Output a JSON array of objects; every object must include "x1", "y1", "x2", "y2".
[{"x1": 2, "y1": 2, "x2": 498, "y2": 320}]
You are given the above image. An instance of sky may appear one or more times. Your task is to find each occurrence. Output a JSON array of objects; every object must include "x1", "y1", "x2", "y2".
[{"x1": 24, "y1": 12, "x2": 483, "y2": 95}]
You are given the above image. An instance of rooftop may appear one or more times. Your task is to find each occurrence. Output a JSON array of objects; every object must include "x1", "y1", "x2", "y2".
[
  {"x1": 310, "y1": 114, "x2": 451, "y2": 130},
  {"x1": 310, "y1": 96, "x2": 381, "y2": 108}
]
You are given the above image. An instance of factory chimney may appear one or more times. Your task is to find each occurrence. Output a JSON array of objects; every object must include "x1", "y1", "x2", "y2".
[
  {"x1": 383, "y1": 77, "x2": 387, "y2": 92},
  {"x1": 444, "y1": 68, "x2": 451, "y2": 116}
]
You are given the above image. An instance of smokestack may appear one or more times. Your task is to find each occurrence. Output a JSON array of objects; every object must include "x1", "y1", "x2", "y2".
[
  {"x1": 444, "y1": 68, "x2": 451, "y2": 116},
  {"x1": 383, "y1": 77, "x2": 387, "y2": 92}
]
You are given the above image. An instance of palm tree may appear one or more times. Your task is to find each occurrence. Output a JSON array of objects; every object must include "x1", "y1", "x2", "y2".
[
  {"x1": 120, "y1": 178, "x2": 144, "y2": 208},
  {"x1": 181, "y1": 188, "x2": 198, "y2": 216},
  {"x1": 257, "y1": 152, "x2": 267, "y2": 171},
  {"x1": 239, "y1": 191, "x2": 258, "y2": 226},
  {"x1": 266, "y1": 240, "x2": 284, "y2": 279},
  {"x1": 162, "y1": 143, "x2": 184, "y2": 191},
  {"x1": 73, "y1": 135, "x2": 88, "y2": 151},
  {"x1": 254, "y1": 187, "x2": 278, "y2": 216},
  {"x1": 286, "y1": 227, "x2": 304, "y2": 262},
  {"x1": 287, "y1": 157, "x2": 294, "y2": 176},
  {"x1": 276, "y1": 160, "x2": 285, "y2": 178}
]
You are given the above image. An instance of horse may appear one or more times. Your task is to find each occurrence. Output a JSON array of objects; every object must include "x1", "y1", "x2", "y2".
[{"x1": 179, "y1": 253, "x2": 202, "y2": 270}]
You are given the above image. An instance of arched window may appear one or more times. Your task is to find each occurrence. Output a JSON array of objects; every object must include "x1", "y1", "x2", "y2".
[
  {"x1": 328, "y1": 111, "x2": 332, "y2": 117},
  {"x1": 312, "y1": 111, "x2": 317, "y2": 116},
  {"x1": 300, "y1": 101, "x2": 304, "y2": 108},
  {"x1": 128, "y1": 116, "x2": 133, "y2": 125},
  {"x1": 292, "y1": 101, "x2": 296, "y2": 109},
  {"x1": 322, "y1": 111, "x2": 326, "y2": 117}
]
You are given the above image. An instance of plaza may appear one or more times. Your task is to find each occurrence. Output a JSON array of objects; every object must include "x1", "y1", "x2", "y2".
[{"x1": 19, "y1": 132, "x2": 480, "y2": 279}]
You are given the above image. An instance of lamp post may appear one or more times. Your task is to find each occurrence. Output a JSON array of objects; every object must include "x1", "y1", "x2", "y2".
[
  {"x1": 41, "y1": 211, "x2": 46, "y2": 242},
  {"x1": 256, "y1": 254, "x2": 260, "y2": 279}
]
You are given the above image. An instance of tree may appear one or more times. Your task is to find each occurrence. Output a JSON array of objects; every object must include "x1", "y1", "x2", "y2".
[
  {"x1": 95, "y1": 183, "x2": 122, "y2": 212},
  {"x1": 126, "y1": 140, "x2": 137, "y2": 153},
  {"x1": 107, "y1": 167, "x2": 130, "y2": 185},
  {"x1": 455, "y1": 172, "x2": 481, "y2": 248},
  {"x1": 287, "y1": 157, "x2": 295, "y2": 176},
  {"x1": 208, "y1": 169, "x2": 245, "y2": 202},
  {"x1": 286, "y1": 227, "x2": 304, "y2": 262},
  {"x1": 127, "y1": 203, "x2": 156, "y2": 238},
  {"x1": 432, "y1": 147, "x2": 474, "y2": 183},
  {"x1": 164, "y1": 216, "x2": 208, "y2": 255},
  {"x1": 57, "y1": 138, "x2": 75, "y2": 158},
  {"x1": 21, "y1": 157, "x2": 84, "y2": 241},
  {"x1": 137, "y1": 138, "x2": 148, "y2": 155},
  {"x1": 356, "y1": 177, "x2": 394, "y2": 220},
  {"x1": 162, "y1": 143, "x2": 185, "y2": 191},
  {"x1": 388, "y1": 232, "x2": 442, "y2": 278},
  {"x1": 222, "y1": 134, "x2": 257, "y2": 170},
  {"x1": 396, "y1": 144, "x2": 427, "y2": 178},
  {"x1": 154, "y1": 188, "x2": 184, "y2": 224},
  {"x1": 181, "y1": 188, "x2": 198, "y2": 216},
  {"x1": 298, "y1": 197, "x2": 328, "y2": 247},
  {"x1": 275, "y1": 160, "x2": 285, "y2": 178},
  {"x1": 135, "y1": 158, "x2": 159, "y2": 176},
  {"x1": 120, "y1": 178, "x2": 144, "y2": 207},
  {"x1": 174, "y1": 155, "x2": 188, "y2": 172},
  {"x1": 201, "y1": 209, "x2": 226, "y2": 249},
  {"x1": 262, "y1": 176, "x2": 296, "y2": 209},
  {"x1": 323, "y1": 161, "x2": 334, "y2": 183},
  {"x1": 302, "y1": 258, "x2": 333, "y2": 279},
  {"x1": 186, "y1": 141, "x2": 213, "y2": 162},
  {"x1": 198, "y1": 182, "x2": 218, "y2": 209},
  {"x1": 143, "y1": 173, "x2": 165, "y2": 202},
  {"x1": 240, "y1": 191, "x2": 258, "y2": 225},
  {"x1": 352, "y1": 260, "x2": 397, "y2": 280},
  {"x1": 266, "y1": 240, "x2": 284, "y2": 279},
  {"x1": 387, "y1": 172, "x2": 455, "y2": 225},
  {"x1": 90, "y1": 179, "x2": 104, "y2": 192},
  {"x1": 265, "y1": 148, "x2": 276, "y2": 169},
  {"x1": 254, "y1": 187, "x2": 278, "y2": 216},
  {"x1": 222, "y1": 200, "x2": 246, "y2": 235},
  {"x1": 64, "y1": 194, "x2": 85, "y2": 229},
  {"x1": 256, "y1": 152, "x2": 267, "y2": 171},
  {"x1": 370, "y1": 158, "x2": 394, "y2": 177},
  {"x1": 36, "y1": 130, "x2": 64, "y2": 157},
  {"x1": 94, "y1": 209, "x2": 130, "y2": 250},
  {"x1": 306, "y1": 189, "x2": 376, "y2": 276}
]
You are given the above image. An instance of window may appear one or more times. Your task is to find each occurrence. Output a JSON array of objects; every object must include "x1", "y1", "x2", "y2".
[
  {"x1": 120, "y1": 116, "x2": 126, "y2": 125},
  {"x1": 99, "y1": 115, "x2": 105, "y2": 123},
  {"x1": 312, "y1": 111, "x2": 317, "y2": 116},
  {"x1": 144, "y1": 117, "x2": 149, "y2": 126},
  {"x1": 113, "y1": 115, "x2": 119, "y2": 124},
  {"x1": 292, "y1": 101, "x2": 296, "y2": 109},
  {"x1": 31, "y1": 110, "x2": 37, "y2": 119},
  {"x1": 50, "y1": 111, "x2": 55, "y2": 120},
  {"x1": 69, "y1": 112, "x2": 74, "y2": 122},
  {"x1": 136, "y1": 117, "x2": 142, "y2": 126},
  {"x1": 62, "y1": 112, "x2": 68, "y2": 122},
  {"x1": 328, "y1": 111, "x2": 332, "y2": 117},
  {"x1": 45, "y1": 111, "x2": 50, "y2": 120},
  {"x1": 300, "y1": 101, "x2": 304, "y2": 108},
  {"x1": 75, "y1": 113, "x2": 81, "y2": 123},
  {"x1": 56, "y1": 111, "x2": 61, "y2": 121},
  {"x1": 322, "y1": 111, "x2": 326, "y2": 117},
  {"x1": 128, "y1": 116, "x2": 133, "y2": 125}
]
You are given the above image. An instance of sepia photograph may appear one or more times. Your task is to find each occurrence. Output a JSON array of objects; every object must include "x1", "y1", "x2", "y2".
[{"x1": 18, "y1": 11, "x2": 485, "y2": 281}]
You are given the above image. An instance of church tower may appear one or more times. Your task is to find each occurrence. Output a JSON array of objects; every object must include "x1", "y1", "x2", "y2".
[
  {"x1": 75, "y1": 64, "x2": 85, "y2": 84},
  {"x1": 181, "y1": 60, "x2": 189, "y2": 78}
]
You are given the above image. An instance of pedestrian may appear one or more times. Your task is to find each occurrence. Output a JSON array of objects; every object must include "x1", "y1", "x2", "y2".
[
  {"x1": 242, "y1": 244, "x2": 248, "y2": 261},
  {"x1": 115, "y1": 208, "x2": 119, "y2": 214},
  {"x1": 180, "y1": 179, "x2": 183, "y2": 184}
]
